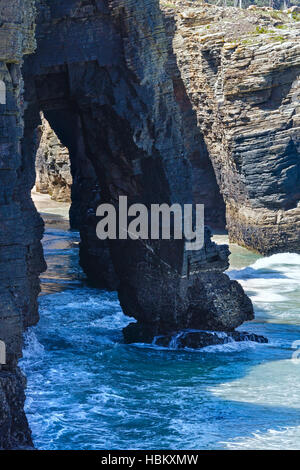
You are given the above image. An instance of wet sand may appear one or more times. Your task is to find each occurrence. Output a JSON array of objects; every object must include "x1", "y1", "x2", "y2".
[{"x1": 32, "y1": 189, "x2": 70, "y2": 229}]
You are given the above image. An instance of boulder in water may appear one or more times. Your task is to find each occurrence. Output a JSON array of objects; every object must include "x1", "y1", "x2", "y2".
[
  {"x1": 123, "y1": 323, "x2": 268, "y2": 349},
  {"x1": 153, "y1": 330, "x2": 268, "y2": 349}
]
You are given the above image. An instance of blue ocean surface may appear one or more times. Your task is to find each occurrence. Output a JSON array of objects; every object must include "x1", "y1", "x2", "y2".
[{"x1": 20, "y1": 228, "x2": 300, "y2": 450}]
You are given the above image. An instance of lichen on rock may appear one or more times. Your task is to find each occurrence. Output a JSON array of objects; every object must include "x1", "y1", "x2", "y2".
[{"x1": 165, "y1": 1, "x2": 300, "y2": 254}]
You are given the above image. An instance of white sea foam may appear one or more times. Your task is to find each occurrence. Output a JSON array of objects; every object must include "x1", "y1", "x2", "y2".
[
  {"x1": 53, "y1": 296, "x2": 118, "y2": 311},
  {"x1": 230, "y1": 252, "x2": 300, "y2": 279},
  {"x1": 133, "y1": 330, "x2": 266, "y2": 354},
  {"x1": 200, "y1": 340, "x2": 262, "y2": 353},
  {"x1": 228, "y1": 252, "x2": 300, "y2": 324},
  {"x1": 253, "y1": 253, "x2": 300, "y2": 269},
  {"x1": 90, "y1": 310, "x2": 134, "y2": 330},
  {"x1": 249, "y1": 290, "x2": 288, "y2": 303},
  {"x1": 223, "y1": 426, "x2": 300, "y2": 450},
  {"x1": 23, "y1": 330, "x2": 45, "y2": 359}
]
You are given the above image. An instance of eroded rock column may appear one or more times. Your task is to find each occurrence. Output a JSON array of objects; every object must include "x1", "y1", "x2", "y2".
[
  {"x1": 23, "y1": 0, "x2": 254, "y2": 343},
  {"x1": 0, "y1": 0, "x2": 45, "y2": 449}
]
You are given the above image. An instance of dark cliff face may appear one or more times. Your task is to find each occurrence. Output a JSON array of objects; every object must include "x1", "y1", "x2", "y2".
[
  {"x1": 0, "y1": 0, "x2": 255, "y2": 449},
  {"x1": 0, "y1": 0, "x2": 41, "y2": 448},
  {"x1": 23, "y1": 0, "x2": 253, "y2": 339}
]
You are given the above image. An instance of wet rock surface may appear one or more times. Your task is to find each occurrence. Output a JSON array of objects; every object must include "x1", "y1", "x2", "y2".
[
  {"x1": 123, "y1": 321, "x2": 268, "y2": 348},
  {"x1": 153, "y1": 330, "x2": 268, "y2": 349},
  {"x1": 0, "y1": 369, "x2": 33, "y2": 449}
]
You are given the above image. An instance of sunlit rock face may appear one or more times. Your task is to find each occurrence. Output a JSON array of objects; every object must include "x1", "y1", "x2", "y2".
[
  {"x1": 35, "y1": 114, "x2": 72, "y2": 203},
  {"x1": 167, "y1": 2, "x2": 300, "y2": 255}
]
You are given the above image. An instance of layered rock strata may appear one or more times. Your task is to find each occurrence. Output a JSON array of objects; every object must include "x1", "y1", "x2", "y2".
[
  {"x1": 0, "y1": 0, "x2": 42, "y2": 449},
  {"x1": 3, "y1": 0, "x2": 296, "y2": 448},
  {"x1": 22, "y1": 0, "x2": 253, "y2": 341},
  {"x1": 165, "y1": 1, "x2": 300, "y2": 254}
]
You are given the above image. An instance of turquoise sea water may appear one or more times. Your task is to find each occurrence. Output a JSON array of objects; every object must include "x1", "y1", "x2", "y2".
[{"x1": 20, "y1": 227, "x2": 300, "y2": 450}]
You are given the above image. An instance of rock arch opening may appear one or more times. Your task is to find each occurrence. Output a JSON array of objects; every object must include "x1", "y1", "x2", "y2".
[
  {"x1": 0, "y1": 0, "x2": 273, "y2": 449},
  {"x1": 1, "y1": 0, "x2": 300, "y2": 450},
  {"x1": 21, "y1": 0, "x2": 250, "y2": 345}
]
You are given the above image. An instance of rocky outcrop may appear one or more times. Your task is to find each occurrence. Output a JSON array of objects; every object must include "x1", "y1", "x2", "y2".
[
  {"x1": 22, "y1": 0, "x2": 253, "y2": 343},
  {"x1": 5, "y1": 0, "x2": 298, "y2": 449},
  {"x1": 152, "y1": 330, "x2": 268, "y2": 349},
  {"x1": 35, "y1": 114, "x2": 72, "y2": 202},
  {"x1": 166, "y1": 2, "x2": 300, "y2": 254},
  {"x1": 0, "y1": 0, "x2": 42, "y2": 449},
  {"x1": 123, "y1": 321, "x2": 268, "y2": 346}
]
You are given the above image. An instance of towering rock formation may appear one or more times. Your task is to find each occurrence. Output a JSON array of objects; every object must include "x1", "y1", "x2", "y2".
[
  {"x1": 0, "y1": 0, "x2": 42, "y2": 449},
  {"x1": 23, "y1": 0, "x2": 253, "y2": 343},
  {"x1": 166, "y1": 2, "x2": 300, "y2": 254},
  {"x1": 4, "y1": 0, "x2": 299, "y2": 449}
]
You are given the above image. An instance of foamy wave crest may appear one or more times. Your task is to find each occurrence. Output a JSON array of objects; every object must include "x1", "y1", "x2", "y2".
[
  {"x1": 200, "y1": 340, "x2": 261, "y2": 353},
  {"x1": 223, "y1": 426, "x2": 300, "y2": 450},
  {"x1": 22, "y1": 329, "x2": 45, "y2": 360},
  {"x1": 253, "y1": 253, "x2": 300, "y2": 269},
  {"x1": 228, "y1": 252, "x2": 300, "y2": 313},
  {"x1": 90, "y1": 310, "x2": 135, "y2": 330},
  {"x1": 250, "y1": 291, "x2": 288, "y2": 303},
  {"x1": 132, "y1": 331, "x2": 266, "y2": 354},
  {"x1": 130, "y1": 339, "x2": 262, "y2": 353},
  {"x1": 230, "y1": 253, "x2": 300, "y2": 280}
]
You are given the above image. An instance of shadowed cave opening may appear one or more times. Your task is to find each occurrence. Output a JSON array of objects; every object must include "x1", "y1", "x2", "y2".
[
  {"x1": 32, "y1": 111, "x2": 228, "y2": 281},
  {"x1": 30, "y1": 71, "x2": 227, "y2": 297},
  {"x1": 32, "y1": 105, "x2": 119, "y2": 292},
  {"x1": 20, "y1": 0, "x2": 245, "y2": 344},
  {"x1": 22, "y1": 38, "x2": 246, "y2": 344}
]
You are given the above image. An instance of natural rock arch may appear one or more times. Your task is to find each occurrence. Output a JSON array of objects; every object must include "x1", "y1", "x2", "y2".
[
  {"x1": 22, "y1": 0, "x2": 252, "y2": 342},
  {"x1": 0, "y1": 0, "x2": 272, "y2": 449}
]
